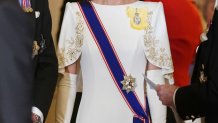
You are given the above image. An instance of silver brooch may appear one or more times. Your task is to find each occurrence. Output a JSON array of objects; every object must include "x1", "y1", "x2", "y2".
[{"x1": 121, "y1": 75, "x2": 136, "y2": 93}]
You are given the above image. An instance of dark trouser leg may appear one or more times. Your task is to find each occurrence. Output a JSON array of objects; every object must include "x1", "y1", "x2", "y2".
[
  {"x1": 70, "y1": 92, "x2": 82, "y2": 123},
  {"x1": 167, "y1": 107, "x2": 176, "y2": 123}
]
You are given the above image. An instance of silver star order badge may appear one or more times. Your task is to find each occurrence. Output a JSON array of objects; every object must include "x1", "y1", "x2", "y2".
[{"x1": 121, "y1": 75, "x2": 136, "y2": 93}]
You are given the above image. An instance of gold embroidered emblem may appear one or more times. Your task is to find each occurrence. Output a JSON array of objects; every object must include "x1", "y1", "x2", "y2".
[
  {"x1": 199, "y1": 64, "x2": 207, "y2": 83},
  {"x1": 32, "y1": 41, "x2": 40, "y2": 58},
  {"x1": 127, "y1": 7, "x2": 149, "y2": 30},
  {"x1": 121, "y1": 75, "x2": 136, "y2": 93}
]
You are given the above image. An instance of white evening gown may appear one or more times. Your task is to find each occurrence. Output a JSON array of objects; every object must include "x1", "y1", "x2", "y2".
[{"x1": 58, "y1": 1, "x2": 174, "y2": 123}]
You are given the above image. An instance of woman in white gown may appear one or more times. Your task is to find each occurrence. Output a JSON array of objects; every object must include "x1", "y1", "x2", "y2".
[{"x1": 56, "y1": 0, "x2": 174, "y2": 123}]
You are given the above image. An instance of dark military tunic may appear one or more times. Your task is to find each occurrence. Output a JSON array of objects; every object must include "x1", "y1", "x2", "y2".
[
  {"x1": 175, "y1": 9, "x2": 218, "y2": 123},
  {"x1": 30, "y1": 0, "x2": 58, "y2": 121}
]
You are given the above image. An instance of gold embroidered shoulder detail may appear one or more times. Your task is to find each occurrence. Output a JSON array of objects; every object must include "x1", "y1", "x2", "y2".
[
  {"x1": 58, "y1": 11, "x2": 84, "y2": 67},
  {"x1": 144, "y1": 12, "x2": 173, "y2": 69}
]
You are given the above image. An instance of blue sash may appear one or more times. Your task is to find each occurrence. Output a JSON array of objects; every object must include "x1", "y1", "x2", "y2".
[{"x1": 78, "y1": 2, "x2": 151, "y2": 123}]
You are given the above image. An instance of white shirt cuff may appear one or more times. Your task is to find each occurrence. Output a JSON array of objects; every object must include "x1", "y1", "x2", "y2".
[{"x1": 32, "y1": 106, "x2": 44, "y2": 123}]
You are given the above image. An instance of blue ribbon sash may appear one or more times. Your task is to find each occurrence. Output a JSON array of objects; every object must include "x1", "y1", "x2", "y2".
[{"x1": 78, "y1": 2, "x2": 151, "y2": 123}]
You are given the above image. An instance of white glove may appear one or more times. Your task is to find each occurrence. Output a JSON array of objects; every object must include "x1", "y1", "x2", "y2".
[
  {"x1": 55, "y1": 73, "x2": 77, "y2": 123},
  {"x1": 146, "y1": 69, "x2": 166, "y2": 123}
]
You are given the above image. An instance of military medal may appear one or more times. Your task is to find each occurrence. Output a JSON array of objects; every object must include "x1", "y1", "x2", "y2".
[
  {"x1": 39, "y1": 34, "x2": 47, "y2": 53},
  {"x1": 19, "y1": 0, "x2": 33, "y2": 13},
  {"x1": 199, "y1": 64, "x2": 207, "y2": 83},
  {"x1": 32, "y1": 41, "x2": 40, "y2": 58},
  {"x1": 121, "y1": 75, "x2": 136, "y2": 93}
]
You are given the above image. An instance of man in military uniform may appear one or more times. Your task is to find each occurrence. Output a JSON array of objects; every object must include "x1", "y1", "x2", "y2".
[
  {"x1": 156, "y1": 2, "x2": 218, "y2": 122},
  {"x1": 21, "y1": 0, "x2": 58, "y2": 122},
  {"x1": 0, "y1": 0, "x2": 34, "y2": 122}
]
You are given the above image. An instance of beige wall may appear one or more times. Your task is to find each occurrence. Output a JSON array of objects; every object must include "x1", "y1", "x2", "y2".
[{"x1": 49, "y1": 0, "x2": 65, "y2": 48}]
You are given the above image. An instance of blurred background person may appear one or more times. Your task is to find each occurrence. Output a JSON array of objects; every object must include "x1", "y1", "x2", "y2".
[
  {"x1": 0, "y1": 0, "x2": 34, "y2": 122},
  {"x1": 195, "y1": 0, "x2": 216, "y2": 27}
]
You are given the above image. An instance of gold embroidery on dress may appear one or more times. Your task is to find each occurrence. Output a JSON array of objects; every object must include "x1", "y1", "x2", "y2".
[
  {"x1": 144, "y1": 11, "x2": 173, "y2": 79},
  {"x1": 58, "y1": 11, "x2": 84, "y2": 67}
]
